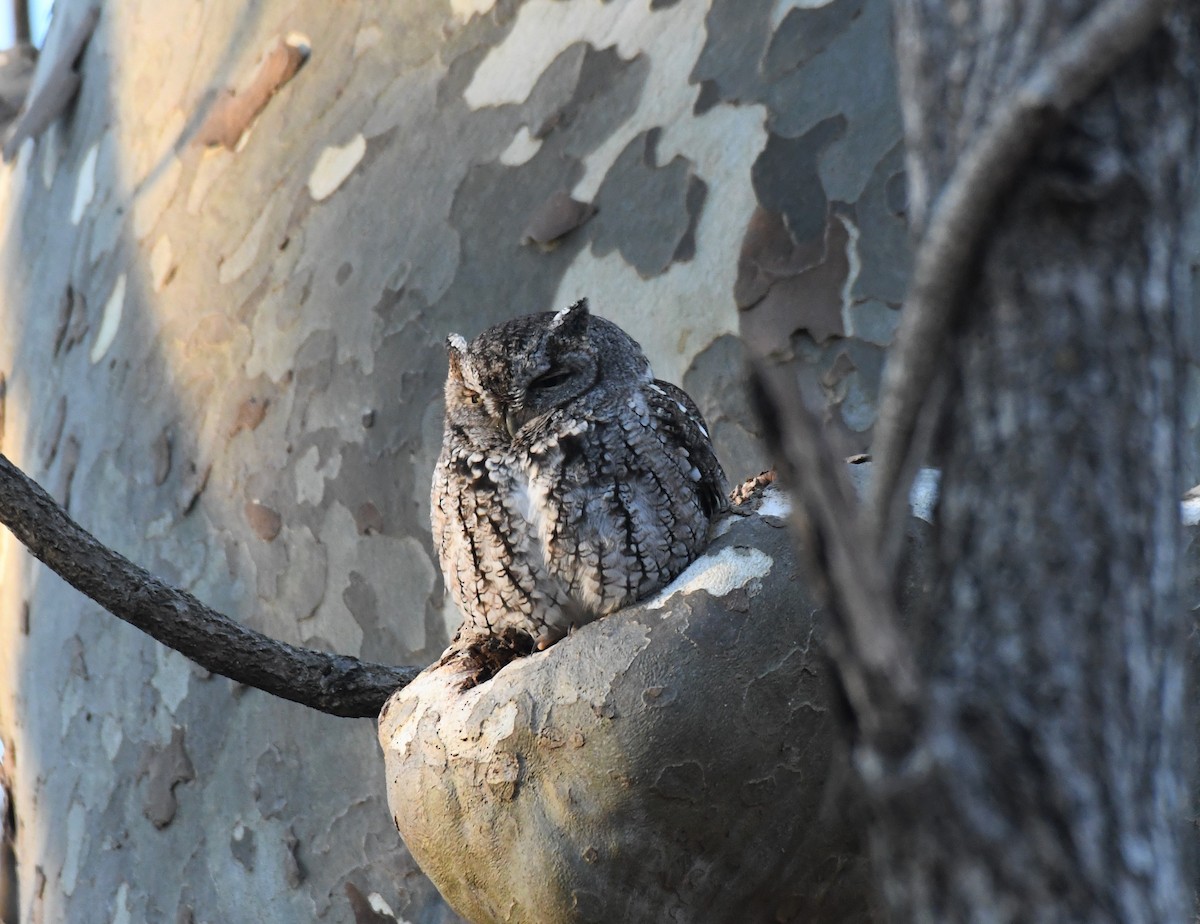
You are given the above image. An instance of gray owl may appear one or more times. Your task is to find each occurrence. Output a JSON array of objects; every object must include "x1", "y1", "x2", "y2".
[{"x1": 431, "y1": 299, "x2": 728, "y2": 657}]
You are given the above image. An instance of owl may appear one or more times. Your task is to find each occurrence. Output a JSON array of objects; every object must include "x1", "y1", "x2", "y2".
[{"x1": 431, "y1": 298, "x2": 728, "y2": 657}]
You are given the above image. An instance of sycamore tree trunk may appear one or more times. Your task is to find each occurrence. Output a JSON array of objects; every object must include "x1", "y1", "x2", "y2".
[{"x1": 0, "y1": 1, "x2": 906, "y2": 922}]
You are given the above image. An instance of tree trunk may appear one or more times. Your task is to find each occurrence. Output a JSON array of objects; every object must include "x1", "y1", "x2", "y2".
[
  {"x1": 0, "y1": 1, "x2": 906, "y2": 921},
  {"x1": 862, "y1": 4, "x2": 1200, "y2": 919}
]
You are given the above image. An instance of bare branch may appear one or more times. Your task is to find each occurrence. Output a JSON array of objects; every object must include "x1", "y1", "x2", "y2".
[
  {"x1": 2, "y1": 5, "x2": 98, "y2": 161},
  {"x1": 750, "y1": 365, "x2": 921, "y2": 756},
  {"x1": 867, "y1": 0, "x2": 1172, "y2": 560},
  {"x1": 0, "y1": 453, "x2": 418, "y2": 718},
  {"x1": 12, "y1": 0, "x2": 29, "y2": 46}
]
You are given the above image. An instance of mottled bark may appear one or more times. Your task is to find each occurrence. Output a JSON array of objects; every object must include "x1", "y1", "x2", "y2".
[{"x1": 0, "y1": 2, "x2": 906, "y2": 921}]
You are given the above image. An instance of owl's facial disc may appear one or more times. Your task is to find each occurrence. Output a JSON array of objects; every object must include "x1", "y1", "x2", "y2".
[
  {"x1": 467, "y1": 358, "x2": 592, "y2": 441},
  {"x1": 445, "y1": 302, "x2": 607, "y2": 443}
]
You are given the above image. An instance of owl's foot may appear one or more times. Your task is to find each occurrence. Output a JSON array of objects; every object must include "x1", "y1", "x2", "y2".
[
  {"x1": 728, "y1": 468, "x2": 776, "y2": 508},
  {"x1": 452, "y1": 628, "x2": 536, "y2": 690}
]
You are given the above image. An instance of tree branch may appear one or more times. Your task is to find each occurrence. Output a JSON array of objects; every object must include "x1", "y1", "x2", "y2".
[
  {"x1": 748, "y1": 0, "x2": 1171, "y2": 754},
  {"x1": 2, "y1": 5, "x2": 98, "y2": 161},
  {"x1": 867, "y1": 0, "x2": 1172, "y2": 564},
  {"x1": 750, "y1": 365, "x2": 921, "y2": 757},
  {"x1": 12, "y1": 0, "x2": 29, "y2": 46},
  {"x1": 0, "y1": 453, "x2": 417, "y2": 718}
]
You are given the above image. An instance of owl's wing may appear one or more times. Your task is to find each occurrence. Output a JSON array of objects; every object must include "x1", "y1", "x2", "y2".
[{"x1": 647, "y1": 380, "x2": 729, "y2": 519}]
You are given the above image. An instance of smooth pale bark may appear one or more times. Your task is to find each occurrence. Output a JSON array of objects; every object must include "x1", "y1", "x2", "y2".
[
  {"x1": 0, "y1": 1, "x2": 907, "y2": 921},
  {"x1": 379, "y1": 483, "x2": 941, "y2": 924}
]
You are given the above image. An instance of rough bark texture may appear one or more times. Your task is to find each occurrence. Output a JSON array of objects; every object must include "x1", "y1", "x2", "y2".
[{"x1": 860, "y1": 4, "x2": 1200, "y2": 920}]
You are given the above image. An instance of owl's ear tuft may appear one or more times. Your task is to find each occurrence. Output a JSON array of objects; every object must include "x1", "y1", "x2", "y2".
[
  {"x1": 446, "y1": 334, "x2": 468, "y2": 380},
  {"x1": 549, "y1": 298, "x2": 590, "y2": 339}
]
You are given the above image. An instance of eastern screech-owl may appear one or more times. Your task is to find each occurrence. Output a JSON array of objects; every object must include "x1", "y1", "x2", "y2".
[{"x1": 431, "y1": 299, "x2": 728, "y2": 653}]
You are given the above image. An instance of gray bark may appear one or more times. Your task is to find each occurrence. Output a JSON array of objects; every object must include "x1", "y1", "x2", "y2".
[{"x1": 849, "y1": 4, "x2": 1199, "y2": 920}]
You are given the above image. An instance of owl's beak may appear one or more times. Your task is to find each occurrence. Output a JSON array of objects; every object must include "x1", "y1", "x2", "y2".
[{"x1": 503, "y1": 405, "x2": 535, "y2": 439}]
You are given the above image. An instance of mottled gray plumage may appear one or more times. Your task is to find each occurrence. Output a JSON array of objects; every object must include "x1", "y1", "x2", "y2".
[{"x1": 432, "y1": 299, "x2": 728, "y2": 652}]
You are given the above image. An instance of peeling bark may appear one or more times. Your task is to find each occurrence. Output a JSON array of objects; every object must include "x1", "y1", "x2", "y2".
[
  {"x1": 195, "y1": 35, "x2": 310, "y2": 150},
  {"x1": 0, "y1": 0, "x2": 1196, "y2": 921}
]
